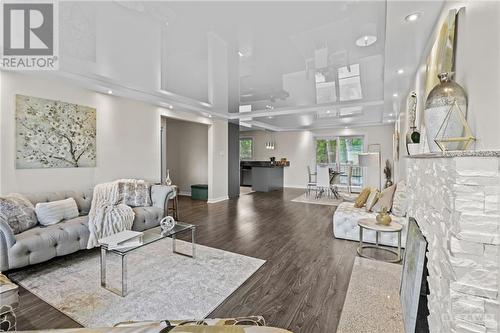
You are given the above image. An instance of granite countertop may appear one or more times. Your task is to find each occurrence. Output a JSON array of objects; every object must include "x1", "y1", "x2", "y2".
[
  {"x1": 406, "y1": 150, "x2": 500, "y2": 159},
  {"x1": 240, "y1": 161, "x2": 289, "y2": 167}
]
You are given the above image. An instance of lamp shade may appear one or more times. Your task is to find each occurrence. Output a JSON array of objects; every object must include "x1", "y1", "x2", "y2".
[{"x1": 358, "y1": 152, "x2": 379, "y2": 167}]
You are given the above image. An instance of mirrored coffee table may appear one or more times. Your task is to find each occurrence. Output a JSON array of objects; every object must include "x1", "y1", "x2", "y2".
[{"x1": 100, "y1": 222, "x2": 196, "y2": 296}]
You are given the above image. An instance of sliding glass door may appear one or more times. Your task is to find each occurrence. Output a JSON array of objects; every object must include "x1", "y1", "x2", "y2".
[
  {"x1": 315, "y1": 136, "x2": 364, "y2": 188},
  {"x1": 338, "y1": 137, "x2": 363, "y2": 187},
  {"x1": 316, "y1": 139, "x2": 337, "y2": 165}
]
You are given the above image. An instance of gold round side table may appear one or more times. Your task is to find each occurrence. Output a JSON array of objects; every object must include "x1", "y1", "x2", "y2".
[{"x1": 357, "y1": 218, "x2": 403, "y2": 263}]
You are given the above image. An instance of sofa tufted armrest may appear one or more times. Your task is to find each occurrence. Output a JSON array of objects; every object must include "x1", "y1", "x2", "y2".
[
  {"x1": 0, "y1": 219, "x2": 16, "y2": 271},
  {"x1": 150, "y1": 185, "x2": 176, "y2": 216}
]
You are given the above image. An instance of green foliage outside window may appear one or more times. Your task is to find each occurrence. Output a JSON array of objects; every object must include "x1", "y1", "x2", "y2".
[
  {"x1": 240, "y1": 138, "x2": 253, "y2": 160},
  {"x1": 316, "y1": 139, "x2": 337, "y2": 164},
  {"x1": 316, "y1": 137, "x2": 363, "y2": 165},
  {"x1": 339, "y1": 137, "x2": 363, "y2": 164}
]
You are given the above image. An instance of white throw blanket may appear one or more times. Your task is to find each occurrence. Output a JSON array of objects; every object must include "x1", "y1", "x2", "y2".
[{"x1": 87, "y1": 179, "x2": 149, "y2": 249}]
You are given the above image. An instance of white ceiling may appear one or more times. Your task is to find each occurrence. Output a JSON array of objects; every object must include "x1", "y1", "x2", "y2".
[{"x1": 50, "y1": 1, "x2": 445, "y2": 132}]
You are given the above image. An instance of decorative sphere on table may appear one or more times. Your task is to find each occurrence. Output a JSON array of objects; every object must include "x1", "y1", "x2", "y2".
[{"x1": 160, "y1": 216, "x2": 176, "y2": 235}]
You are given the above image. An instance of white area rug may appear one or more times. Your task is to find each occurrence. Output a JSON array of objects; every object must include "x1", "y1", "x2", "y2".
[
  {"x1": 291, "y1": 193, "x2": 343, "y2": 206},
  {"x1": 9, "y1": 239, "x2": 265, "y2": 328}
]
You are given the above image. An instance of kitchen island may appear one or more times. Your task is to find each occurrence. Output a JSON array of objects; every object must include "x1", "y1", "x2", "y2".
[{"x1": 240, "y1": 161, "x2": 289, "y2": 192}]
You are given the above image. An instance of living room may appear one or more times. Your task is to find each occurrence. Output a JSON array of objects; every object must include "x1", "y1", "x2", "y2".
[{"x1": 0, "y1": 1, "x2": 499, "y2": 333}]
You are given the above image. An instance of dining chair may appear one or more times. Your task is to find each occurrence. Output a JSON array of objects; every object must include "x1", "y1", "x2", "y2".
[
  {"x1": 316, "y1": 165, "x2": 331, "y2": 198},
  {"x1": 306, "y1": 166, "x2": 317, "y2": 196},
  {"x1": 346, "y1": 165, "x2": 353, "y2": 194},
  {"x1": 329, "y1": 170, "x2": 342, "y2": 199}
]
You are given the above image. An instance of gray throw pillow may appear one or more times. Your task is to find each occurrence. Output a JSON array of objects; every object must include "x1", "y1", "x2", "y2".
[
  {"x1": 117, "y1": 180, "x2": 152, "y2": 207},
  {"x1": 0, "y1": 194, "x2": 37, "y2": 234}
]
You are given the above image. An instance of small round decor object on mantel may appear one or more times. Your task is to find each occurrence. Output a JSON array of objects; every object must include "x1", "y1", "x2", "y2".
[{"x1": 160, "y1": 216, "x2": 176, "y2": 235}]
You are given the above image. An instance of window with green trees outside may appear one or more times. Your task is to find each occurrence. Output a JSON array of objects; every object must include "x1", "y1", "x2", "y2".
[
  {"x1": 315, "y1": 136, "x2": 364, "y2": 187},
  {"x1": 240, "y1": 138, "x2": 253, "y2": 160}
]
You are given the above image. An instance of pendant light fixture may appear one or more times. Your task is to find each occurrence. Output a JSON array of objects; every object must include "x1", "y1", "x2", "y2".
[{"x1": 265, "y1": 131, "x2": 276, "y2": 150}]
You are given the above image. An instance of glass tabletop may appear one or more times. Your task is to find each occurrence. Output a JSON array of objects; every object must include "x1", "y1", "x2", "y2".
[{"x1": 103, "y1": 222, "x2": 195, "y2": 254}]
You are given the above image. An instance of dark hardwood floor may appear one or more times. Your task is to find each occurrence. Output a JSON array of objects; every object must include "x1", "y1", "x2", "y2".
[{"x1": 13, "y1": 188, "x2": 359, "y2": 332}]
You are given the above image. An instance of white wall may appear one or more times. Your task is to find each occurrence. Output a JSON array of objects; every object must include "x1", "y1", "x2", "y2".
[
  {"x1": 208, "y1": 119, "x2": 228, "y2": 202},
  {"x1": 397, "y1": 1, "x2": 500, "y2": 180},
  {"x1": 240, "y1": 124, "x2": 394, "y2": 189},
  {"x1": 165, "y1": 118, "x2": 208, "y2": 195},
  {"x1": 0, "y1": 71, "x2": 227, "y2": 200}
]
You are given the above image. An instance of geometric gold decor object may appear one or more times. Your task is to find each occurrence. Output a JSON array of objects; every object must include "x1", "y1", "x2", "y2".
[{"x1": 434, "y1": 100, "x2": 475, "y2": 151}]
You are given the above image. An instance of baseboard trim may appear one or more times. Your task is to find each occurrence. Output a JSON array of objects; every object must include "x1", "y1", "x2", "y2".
[
  {"x1": 284, "y1": 185, "x2": 307, "y2": 189},
  {"x1": 207, "y1": 196, "x2": 229, "y2": 204},
  {"x1": 178, "y1": 191, "x2": 191, "y2": 196}
]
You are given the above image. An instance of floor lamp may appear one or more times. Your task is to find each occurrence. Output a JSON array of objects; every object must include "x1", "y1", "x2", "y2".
[{"x1": 358, "y1": 144, "x2": 381, "y2": 190}]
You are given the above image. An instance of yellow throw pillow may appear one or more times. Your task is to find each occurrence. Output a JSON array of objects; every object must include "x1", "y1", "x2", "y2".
[{"x1": 354, "y1": 187, "x2": 371, "y2": 208}]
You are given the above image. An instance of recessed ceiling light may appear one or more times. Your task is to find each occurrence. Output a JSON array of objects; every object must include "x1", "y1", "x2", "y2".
[
  {"x1": 393, "y1": 93, "x2": 398, "y2": 97},
  {"x1": 344, "y1": 126, "x2": 348, "y2": 129},
  {"x1": 238, "y1": 51, "x2": 244, "y2": 57},
  {"x1": 107, "y1": 90, "x2": 113, "y2": 95},
  {"x1": 208, "y1": 114, "x2": 212, "y2": 118},
  {"x1": 268, "y1": 116, "x2": 273, "y2": 119},
  {"x1": 168, "y1": 105, "x2": 173, "y2": 109},
  {"x1": 397, "y1": 69, "x2": 404, "y2": 74},
  {"x1": 405, "y1": 12, "x2": 421, "y2": 22},
  {"x1": 326, "y1": 110, "x2": 331, "y2": 114},
  {"x1": 355, "y1": 35, "x2": 377, "y2": 47},
  {"x1": 389, "y1": 113, "x2": 394, "y2": 116}
]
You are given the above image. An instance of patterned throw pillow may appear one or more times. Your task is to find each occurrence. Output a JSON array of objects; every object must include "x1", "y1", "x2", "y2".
[
  {"x1": 117, "y1": 179, "x2": 152, "y2": 207},
  {"x1": 365, "y1": 189, "x2": 380, "y2": 212},
  {"x1": 354, "y1": 187, "x2": 371, "y2": 208},
  {"x1": 0, "y1": 194, "x2": 37, "y2": 234},
  {"x1": 373, "y1": 184, "x2": 397, "y2": 213},
  {"x1": 392, "y1": 181, "x2": 408, "y2": 217}
]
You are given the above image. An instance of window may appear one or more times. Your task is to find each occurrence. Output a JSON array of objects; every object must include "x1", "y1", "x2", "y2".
[
  {"x1": 338, "y1": 137, "x2": 364, "y2": 165},
  {"x1": 239, "y1": 138, "x2": 253, "y2": 160},
  {"x1": 316, "y1": 139, "x2": 337, "y2": 165},
  {"x1": 315, "y1": 136, "x2": 365, "y2": 187}
]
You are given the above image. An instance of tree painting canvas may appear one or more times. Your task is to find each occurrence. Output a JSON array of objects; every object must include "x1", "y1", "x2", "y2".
[{"x1": 16, "y1": 95, "x2": 96, "y2": 169}]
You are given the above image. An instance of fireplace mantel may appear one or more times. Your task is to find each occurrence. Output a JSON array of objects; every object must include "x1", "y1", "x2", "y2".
[
  {"x1": 407, "y1": 150, "x2": 500, "y2": 159},
  {"x1": 406, "y1": 152, "x2": 499, "y2": 332}
]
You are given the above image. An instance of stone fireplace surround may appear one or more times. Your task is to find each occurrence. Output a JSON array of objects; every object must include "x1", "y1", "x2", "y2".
[{"x1": 407, "y1": 151, "x2": 500, "y2": 333}]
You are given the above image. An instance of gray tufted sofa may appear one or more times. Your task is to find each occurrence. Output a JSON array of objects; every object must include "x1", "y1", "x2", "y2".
[{"x1": 0, "y1": 185, "x2": 175, "y2": 271}]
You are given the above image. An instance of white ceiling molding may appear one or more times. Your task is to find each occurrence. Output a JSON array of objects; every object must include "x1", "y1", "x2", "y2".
[
  {"x1": 228, "y1": 99, "x2": 384, "y2": 119},
  {"x1": 37, "y1": 69, "x2": 228, "y2": 119},
  {"x1": 246, "y1": 120, "x2": 284, "y2": 132}
]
